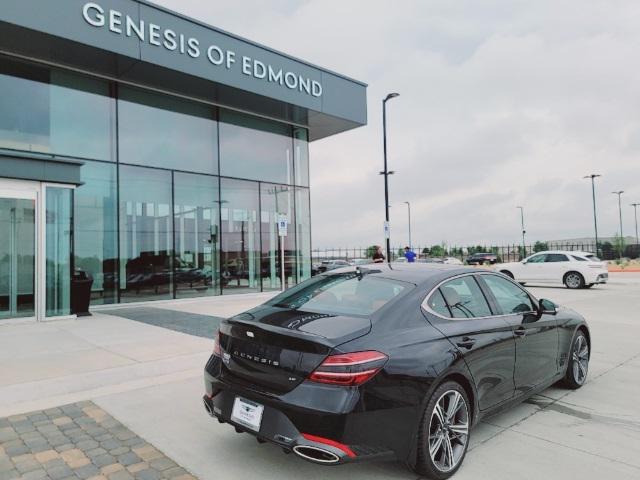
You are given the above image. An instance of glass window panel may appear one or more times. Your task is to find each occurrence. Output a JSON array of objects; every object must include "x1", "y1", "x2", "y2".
[
  {"x1": 220, "y1": 179, "x2": 260, "y2": 294},
  {"x1": 119, "y1": 165, "x2": 173, "y2": 302},
  {"x1": 293, "y1": 127, "x2": 309, "y2": 187},
  {"x1": 482, "y1": 275, "x2": 536, "y2": 315},
  {"x1": 219, "y1": 110, "x2": 292, "y2": 184},
  {"x1": 0, "y1": 198, "x2": 36, "y2": 320},
  {"x1": 174, "y1": 172, "x2": 220, "y2": 298},
  {"x1": 260, "y1": 184, "x2": 295, "y2": 291},
  {"x1": 440, "y1": 276, "x2": 492, "y2": 319},
  {"x1": 74, "y1": 161, "x2": 118, "y2": 305},
  {"x1": 295, "y1": 187, "x2": 311, "y2": 283},
  {"x1": 118, "y1": 86, "x2": 218, "y2": 174},
  {"x1": 0, "y1": 57, "x2": 115, "y2": 160},
  {"x1": 46, "y1": 187, "x2": 73, "y2": 317}
]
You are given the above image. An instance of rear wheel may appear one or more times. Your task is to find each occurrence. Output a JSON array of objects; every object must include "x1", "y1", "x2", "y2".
[
  {"x1": 564, "y1": 272, "x2": 584, "y2": 289},
  {"x1": 500, "y1": 270, "x2": 514, "y2": 279},
  {"x1": 563, "y1": 330, "x2": 589, "y2": 389},
  {"x1": 414, "y1": 382, "x2": 470, "y2": 479}
]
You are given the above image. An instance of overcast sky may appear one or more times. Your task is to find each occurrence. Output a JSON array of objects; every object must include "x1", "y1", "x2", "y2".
[{"x1": 155, "y1": 0, "x2": 640, "y2": 249}]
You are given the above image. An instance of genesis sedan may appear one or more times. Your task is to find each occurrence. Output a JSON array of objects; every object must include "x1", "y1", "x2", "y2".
[{"x1": 203, "y1": 264, "x2": 590, "y2": 478}]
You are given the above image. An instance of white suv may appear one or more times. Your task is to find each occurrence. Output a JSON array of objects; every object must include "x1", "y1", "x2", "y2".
[{"x1": 498, "y1": 251, "x2": 608, "y2": 289}]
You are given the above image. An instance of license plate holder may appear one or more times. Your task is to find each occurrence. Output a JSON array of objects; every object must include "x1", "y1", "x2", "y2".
[{"x1": 231, "y1": 397, "x2": 264, "y2": 432}]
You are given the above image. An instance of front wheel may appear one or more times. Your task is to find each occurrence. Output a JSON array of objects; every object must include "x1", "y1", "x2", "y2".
[
  {"x1": 414, "y1": 382, "x2": 470, "y2": 479},
  {"x1": 564, "y1": 272, "x2": 584, "y2": 289},
  {"x1": 563, "y1": 330, "x2": 589, "y2": 389}
]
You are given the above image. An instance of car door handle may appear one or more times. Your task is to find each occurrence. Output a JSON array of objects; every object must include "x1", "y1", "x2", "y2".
[
  {"x1": 456, "y1": 337, "x2": 476, "y2": 349},
  {"x1": 514, "y1": 327, "x2": 527, "y2": 337}
]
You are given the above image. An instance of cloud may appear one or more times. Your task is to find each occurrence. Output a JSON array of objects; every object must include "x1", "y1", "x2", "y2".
[{"x1": 154, "y1": 0, "x2": 640, "y2": 248}]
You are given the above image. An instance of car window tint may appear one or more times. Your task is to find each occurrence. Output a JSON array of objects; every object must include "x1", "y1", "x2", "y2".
[
  {"x1": 439, "y1": 276, "x2": 492, "y2": 319},
  {"x1": 526, "y1": 254, "x2": 546, "y2": 263},
  {"x1": 483, "y1": 275, "x2": 536, "y2": 314},
  {"x1": 545, "y1": 254, "x2": 569, "y2": 262},
  {"x1": 426, "y1": 289, "x2": 451, "y2": 317},
  {"x1": 571, "y1": 255, "x2": 587, "y2": 262}
]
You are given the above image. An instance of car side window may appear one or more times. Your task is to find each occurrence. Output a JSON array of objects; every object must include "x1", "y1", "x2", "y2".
[
  {"x1": 545, "y1": 254, "x2": 569, "y2": 262},
  {"x1": 426, "y1": 289, "x2": 452, "y2": 318},
  {"x1": 438, "y1": 276, "x2": 492, "y2": 319},
  {"x1": 482, "y1": 275, "x2": 536, "y2": 314},
  {"x1": 526, "y1": 254, "x2": 546, "y2": 263}
]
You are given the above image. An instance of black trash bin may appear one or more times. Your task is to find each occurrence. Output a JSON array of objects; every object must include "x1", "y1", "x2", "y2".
[{"x1": 71, "y1": 269, "x2": 93, "y2": 317}]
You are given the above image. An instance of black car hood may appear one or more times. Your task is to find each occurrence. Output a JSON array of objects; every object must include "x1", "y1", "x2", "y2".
[{"x1": 231, "y1": 305, "x2": 371, "y2": 345}]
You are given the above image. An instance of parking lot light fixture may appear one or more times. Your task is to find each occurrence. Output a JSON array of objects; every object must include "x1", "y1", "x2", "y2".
[
  {"x1": 612, "y1": 190, "x2": 624, "y2": 259},
  {"x1": 631, "y1": 203, "x2": 640, "y2": 247},
  {"x1": 404, "y1": 201, "x2": 412, "y2": 250},
  {"x1": 583, "y1": 174, "x2": 601, "y2": 256},
  {"x1": 516, "y1": 206, "x2": 526, "y2": 259},
  {"x1": 381, "y1": 92, "x2": 400, "y2": 263}
]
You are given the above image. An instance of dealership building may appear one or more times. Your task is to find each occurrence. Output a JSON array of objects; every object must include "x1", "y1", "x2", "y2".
[{"x1": 0, "y1": 0, "x2": 367, "y2": 321}]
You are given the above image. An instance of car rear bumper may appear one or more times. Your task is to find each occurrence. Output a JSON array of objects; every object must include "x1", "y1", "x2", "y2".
[
  {"x1": 594, "y1": 272, "x2": 608, "y2": 284},
  {"x1": 203, "y1": 369, "x2": 396, "y2": 465}
]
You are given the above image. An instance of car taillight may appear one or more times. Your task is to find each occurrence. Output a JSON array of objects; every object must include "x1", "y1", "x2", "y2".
[
  {"x1": 213, "y1": 331, "x2": 221, "y2": 357},
  {"x1": 308, "y1": 351, "x2": 388, "y2": 386}
]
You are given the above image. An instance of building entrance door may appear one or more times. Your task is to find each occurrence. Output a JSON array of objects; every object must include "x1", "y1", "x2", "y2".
[
  {"x1": 0, "y1": 188, "x2": 36, "y2": 321},
  {"x1": 0, "y1": 179, "x2": 74, "y2": 322}
]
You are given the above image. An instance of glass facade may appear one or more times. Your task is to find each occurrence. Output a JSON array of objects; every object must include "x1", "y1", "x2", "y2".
[
  {"x1": 0, "y1": 55, "x2": 313, "y2": 307},
  {"x1": 45, "y1": 187, "x2": 73, "y2": 317}
]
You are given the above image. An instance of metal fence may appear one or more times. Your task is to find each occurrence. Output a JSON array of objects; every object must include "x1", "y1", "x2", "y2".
[{"x1": 312, "y1": 242, "x2": 640, "y2": 263}]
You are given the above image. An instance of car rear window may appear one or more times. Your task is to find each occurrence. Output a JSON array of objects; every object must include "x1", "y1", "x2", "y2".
[
  {"x1": 268, "y1": 272, "x2": 410, "y2": 316},
  {"x1": 571, "y1": 255, "x2": 587, "y2": 262}
]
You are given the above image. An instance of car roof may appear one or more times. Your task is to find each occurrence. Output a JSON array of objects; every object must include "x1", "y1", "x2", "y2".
[
  {"x1": 324, "y1": 263, "x2": 485, "y2": 285},
  {"x1": 534, "y1": 250, "x2": 594, "y2": 255}
]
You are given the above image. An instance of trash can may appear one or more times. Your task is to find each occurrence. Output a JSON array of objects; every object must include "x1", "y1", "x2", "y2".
[{"x1": 71, "y1": 269, "x2": 93, "y2": 317}]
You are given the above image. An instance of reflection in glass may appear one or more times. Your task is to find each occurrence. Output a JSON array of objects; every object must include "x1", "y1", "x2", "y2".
[
  {"x1": 0, "y1": 198, "x2": 36, "y2": 320},
  {"x1": 118, "y1": 86, "x2": 218, "y2": 173},
  {"x1": 46, "y1": 188, "x2": 73, "y2": 317},
  {"x1": 219, "y1": 110, "x2": 292, "y2": 184},
  {"x1": 0, "y1": 57, "x2": 115, "y2": 160},
  {"x1": 119, "y1": 165, "x2": 173, "y2": 302},
  {"x1": 74, "y1": 161, "x2": 118, "y2": 305},
  {"x1": 174, "y1": 173, "x2": 220, "y2": 298},
  {"x1": 293, "y1": 128, "x2": 309, "y2": 187},
  {"x1": 295, "y1": 188, "x2": 312, "y2": 283},
  {"x1": 220, "y1": 179, "x2": 260, "y2": 293},
  {"x1": 260, "y1": 184, "x2": 295, "y2": 291}
]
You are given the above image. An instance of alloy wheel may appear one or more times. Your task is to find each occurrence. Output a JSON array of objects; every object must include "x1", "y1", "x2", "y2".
[
  {"x1": 572, "y1": 335, "x2": 589, "y2": 385},
  {"x1": 428, "y1": 390, "x2": 469, "y2": 473},
  {"x1": 566, "y1": 273, "x2": 582, "y2": 289}
]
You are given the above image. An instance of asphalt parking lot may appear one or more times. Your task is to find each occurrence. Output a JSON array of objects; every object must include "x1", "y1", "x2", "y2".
[{"x1": 1, "y1": 274, "x2": 639, "y2": 480}]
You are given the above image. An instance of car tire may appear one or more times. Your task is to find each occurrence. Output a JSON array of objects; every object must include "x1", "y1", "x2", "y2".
[
  {"x1": 500, "y1": 270, "x2": 514, "y2": 279},
  {"x1": 414, "y1": 381, "x2": 471, "y2": 479},
  {"x1": 564, "y1": 272, "x2": 584, "y2": 289},
  {"x1": 584, "y1": 284, "x2": 594, "y2": 289},
  {"x1": 562, "y1": 330, "x2": 589, "y2": 389}
]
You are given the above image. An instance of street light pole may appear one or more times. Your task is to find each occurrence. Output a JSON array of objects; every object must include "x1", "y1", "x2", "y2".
[
  {"x1": 381, "y1": 92, "x2": 399, "y2": 263},
  {"x1": 404, "y1": 201, "x2": 412, "y2": 249},
  {"x1": 583, "y1": 174, "x2": 601, "y2": 255},
  {"x1": 612, "y1": 190, "x2": 624, "y2": 258},
  {"x1": 631, "y1": 203, "x2": 640, "y2": 247},
  {"x1": 516, "y1": 206, "x2": 526, "y2": 259}
]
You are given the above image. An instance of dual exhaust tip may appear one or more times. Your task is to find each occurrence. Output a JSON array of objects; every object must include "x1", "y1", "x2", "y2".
[{"x1": 203, "y1": 397, "x2": 341, "y2": 464}]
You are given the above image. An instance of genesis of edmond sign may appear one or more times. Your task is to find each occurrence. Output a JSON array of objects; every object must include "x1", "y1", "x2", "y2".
[{"x1": 81, "y1": 2, "x2": 323, "y2": 98}]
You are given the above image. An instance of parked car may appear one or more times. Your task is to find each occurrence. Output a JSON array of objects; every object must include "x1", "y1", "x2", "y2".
[
  {"x1": 498, "y1": 251, "x2": 608, "y2": 289},
  {"x1": 203, "y1": 264, "x2": 590, "y2": 477},
  {"x1": 316, "y1": 260, "x2": 352, "y2": 274},
  {"x1": 443, "y1": 257, "x2": 464, "y2": 265},
  {"x1": 465, "y1": 252, "x2": 498, "y2": 265}
]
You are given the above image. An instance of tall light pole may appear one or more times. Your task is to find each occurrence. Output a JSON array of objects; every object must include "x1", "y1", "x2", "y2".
[
  {"x1": 381, "y1": 92, "x2": 399, "y2": 263},
  {"x1": 631, "y1": 203, "x2": 640, "y2": 247},
  {"x1": 516, "y1": 206, "x2": 526, "y2": 259},
  {"x1": 612, "y1": 190, "x2": 624, "y2": 258},
  {"x1": 583, "y1": 174, "x2": 601, "y2": 255},
  {"x1": 404, "y1": 201, "x2": 412, "y2": 249}
]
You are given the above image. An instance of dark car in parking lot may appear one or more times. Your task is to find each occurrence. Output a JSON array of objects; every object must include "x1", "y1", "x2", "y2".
[
  {"x1": 203, "y1": 264, "x2": 590, "y2": 478},
  {"x1": 465, "y1": 252, "x2": 498, "y2": 265}
]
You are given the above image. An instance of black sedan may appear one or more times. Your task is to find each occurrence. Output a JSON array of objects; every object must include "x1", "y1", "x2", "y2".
[
  {"x1": 203, "y1": 264, "x2": 590, "y2": 478},
  {"x1": 465, "y1": 252, "x2": 499, "y2": 265}
]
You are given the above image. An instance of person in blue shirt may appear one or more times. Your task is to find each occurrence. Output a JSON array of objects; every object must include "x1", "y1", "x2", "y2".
[{"x1": 404, "y1": 246, "x2": 416, "y2": 263}]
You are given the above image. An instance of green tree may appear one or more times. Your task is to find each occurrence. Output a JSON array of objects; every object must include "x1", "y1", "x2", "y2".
[
  {"x1": 429, "y1": 245, "x2": 445, "y2": 257},
  {"x1": 613, "y1": 233, "x2": 626, "y2": 258},
  {"x1": 366, "y1": 245, "x2": 377, "y2": 259},
  {"x1": 533, "y1": 241, "x2": 548, "y2": 253},
  {"x1": 422, "y1": 247, "x2": 430, "y2": 255}
]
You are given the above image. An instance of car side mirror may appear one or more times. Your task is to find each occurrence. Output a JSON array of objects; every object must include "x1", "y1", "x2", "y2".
[{"x1": 538, "y1": 298, "x2": 558, "y2": 316}]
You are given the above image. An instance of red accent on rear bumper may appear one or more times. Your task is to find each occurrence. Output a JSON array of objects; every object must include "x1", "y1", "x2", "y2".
[{"x1": 302, "y1": 433, "x2": 356, "y2": 458}]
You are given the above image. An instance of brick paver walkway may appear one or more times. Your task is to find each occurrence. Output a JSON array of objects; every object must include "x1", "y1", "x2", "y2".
[{"x1": 0, "y1": 402, "x2": 196, "y2": 480}]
